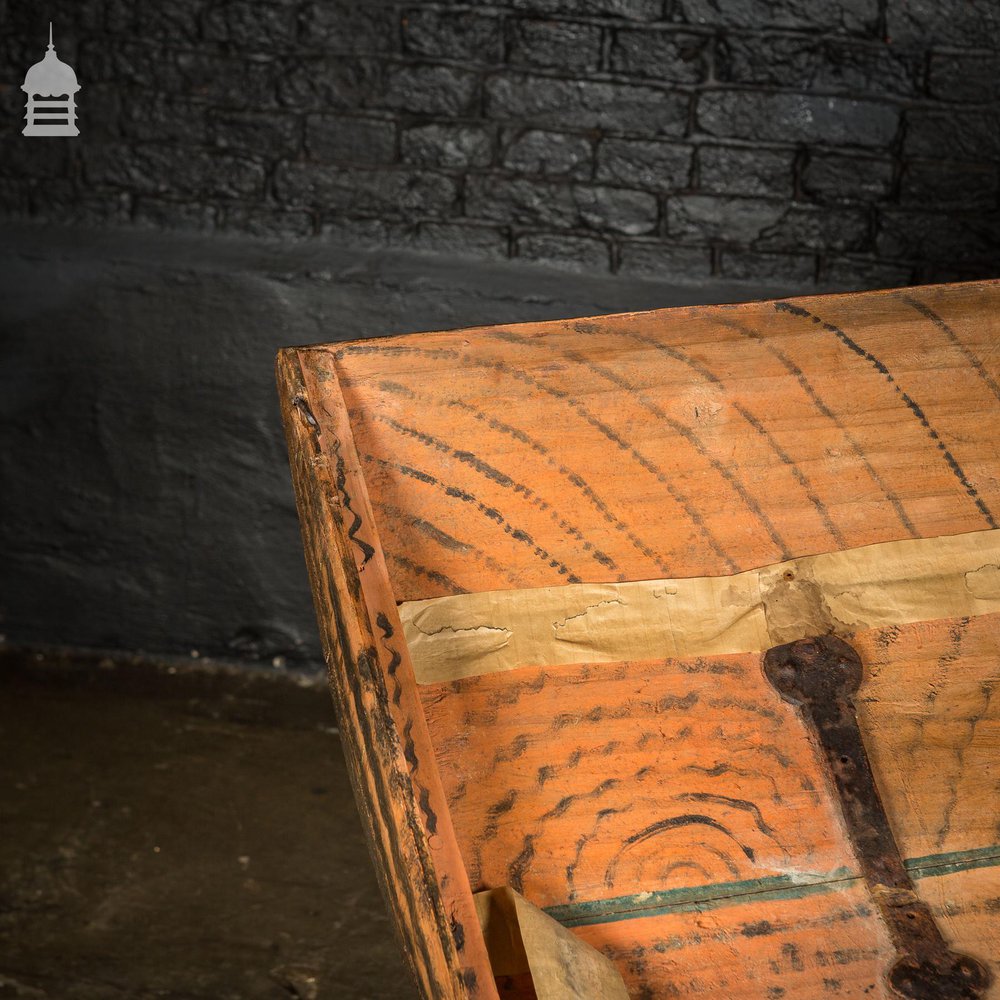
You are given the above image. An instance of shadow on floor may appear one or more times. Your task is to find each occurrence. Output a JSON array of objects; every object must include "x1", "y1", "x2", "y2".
[{"x1": 0, "y1": 647, "x2": 418, "y2": 1000}]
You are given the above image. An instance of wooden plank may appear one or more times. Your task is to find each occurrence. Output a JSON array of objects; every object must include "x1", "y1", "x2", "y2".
[
  {"x1": 323, "y1": 280, "x2": 1000, "y2": 602},
  {"x1": 276, "y1": 350, "x2": 498, "y2": 1000}
]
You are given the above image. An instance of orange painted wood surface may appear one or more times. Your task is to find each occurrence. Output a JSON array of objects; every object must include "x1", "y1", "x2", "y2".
[
  {"x1": 279, "y1": 279, "x2": 1000, "y2": 999},
  {"x1": 420, "y1": 613, "x2": 1000, "y2": 997},
  {"x1": 324, "y1": 281, "x2": 1000, "y2": 602}
]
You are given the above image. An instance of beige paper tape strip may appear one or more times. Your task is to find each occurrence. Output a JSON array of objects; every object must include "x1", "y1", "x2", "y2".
[{"x1": 400, "y1": 528, "x2": 1000, "y2": 684}]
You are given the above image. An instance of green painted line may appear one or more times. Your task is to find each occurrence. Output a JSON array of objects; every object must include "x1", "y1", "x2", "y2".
[
  {"x1": 546, "y1": 870, "x2": 857, "y2": 928},
  {"x1": 906, "y1": 843, "x2": 1000, "y2": 877},
  {"x1": 544, "y1": 844, "x2": 1000, "y2": 929}
]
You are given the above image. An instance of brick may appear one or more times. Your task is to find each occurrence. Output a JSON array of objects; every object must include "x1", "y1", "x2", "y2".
[
  {"x1": 43, "y1": 0, "x2": 104, "y2": 33},
  {"x1": 402, "y1": 123, "x2": 493, "y2": 169},
  {"x1": 928, "y1": 51, "x2": 1000, "y2": 103},
  {"x1": 403, "y1": 9, "x2": 502, "y2": 63},
  {"x1": 307, "y1": 115, "x2": 396, "y2": 165},
  {"x1": 509, "y1": 19, "x2": 603, "y2": 73},
  {"x1": 117, "y1": 95, "x2": 203, "y2": 145},
  {"x1": 718, "y1": 250, "x2": 817, "y2": 284},
  {"x1": 133, "y1": 197, "x2": 217, "y2": 232},
  {"x1": 698, "y1": 91, "x2": 899, "y2": 148},
  {"x1": 756, "y1": 204, "x2": 871, "y2": 252},
  {"x1": 486, "y1": 73, "x2": 690, "y2": 135},
  {"x1": 617, "y1": 241, "x2": 713, "y2": 280},
  {"x1": 675, "y1": 0, "x2": 878, "y2": 33},
  {"x1": 181, "y1": 152, "x2": 268, "y2": 200},
  {"x1": 875, "y1": 208, "x2": 960, "y2": 261},
  {"x1": 886, "y1": 0, "x2": 1000, "y2": 49},
  {"x1": 411, "y1": 222, "x2": 509, "y2": 260},
  {"x1": 575, "y1": 185, "x2": 659, "y2": 234},
  {"x1": 78, "y1": 39, "x2": 176, "y2": 90},
  {"x1": 379, "y1": 64, "x2": 479, "y2": 116},
  {"x1": 671, "y1": 197, "x2": 869, "y2": 252},
  {"x1": 698, "y1": 146, "x2": 794, "y2": 197},
  {"x1": 668, "y1": 195, "x2": 786, "y2": 242},
  {"x1": 54, "y1": 192, "x2": 134, "y2": 227},
  {"x1": 597, "y1": 138, "x2": 691, "y2": 191},
  {"x1": 801, "y1": 153, "x2": 894, "y2": 203},
  {"x1": 0, "y1": 135, "x2": 72, "y2": 180},
  {"x1": 900, "y1": 161, "x2": 998, "y2": 209},
  {"x1": 464, "y1": 175, "x2": 546, "y2": 228},
  {"x1": 203, "y1": 2, "x2": 297, "y2": 52},
  {"x1": 105, "y1": 0, "x2": 133, "y2": 33},
  {"x1": 515, "y1": 232, "x2": 611, "y2": 272},
  {"x1": 503, "y1": 130, "x2": 593, "y2": 178},
  {"x1": 718, "y1": 35, "x2": 922, "y2": 97},
  {"x1": 32, "y1": 186, "x2": 134, "y2": 228},
  {"x1": 210, "y1": 110, "x2": 302, "y2": 158},
  {"x1": 132, "y1": 0, "x2": 204, "y2": 43},
  {"x1": 275, "y1": 163, "x2": 459, "y2": 217},
  {"x1": 507, "y1": 0, "x2": 663, "y2": 18},
  {"x1": 177, "y1": 53, "x2": 282, "y2": 109},
  {"x1": 829, "y1": 43, "x2": 923, "y2": 97},
  {"x1": 300, "y1": 3, "x2": 398, "y2": 54},
  {"x1": 86, "y1": 144, "x2": 266, "y2": 200},
  {"x1": 221, "y1": 203, "x2": 314, "y2": 239},
  {"x1": 610, "y1": 28, "x2": 709, "y2": 84},
  {"x1": 819, "y1": 255, "x2": 914, "y2": 289},
  {"x1": 278, "y1": 57, "x2": 381, "y2": 111},
  {"x1": 319, "y1": 217, "x2": 411, "y2": 249},
  {"x1": 19, "y1": 176, "x2": 70, "y2": 213},
  {"x1": 466, "y1": 177, "x2": 657, "y2": 234},
  {"x1": 904, "y1": 108, "x2": 1000, "y2": 161}
]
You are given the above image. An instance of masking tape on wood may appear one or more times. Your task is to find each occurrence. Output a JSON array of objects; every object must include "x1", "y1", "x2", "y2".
[{"x1": 400, "y1": 528, "x2": 1000, "y2": 684}]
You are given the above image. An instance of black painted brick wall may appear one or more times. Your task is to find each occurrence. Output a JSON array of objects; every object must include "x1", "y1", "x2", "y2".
[{"x1": 2, "y1": 0, "x2": 999, "y2": 285}]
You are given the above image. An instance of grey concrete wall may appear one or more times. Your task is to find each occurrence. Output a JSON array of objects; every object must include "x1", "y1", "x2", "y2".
[
  {"x1": 0, "y1": 223, "x2": 815, "y2": 670},
  {"x1": 2, "y1": 0, "x2": 999, "y2": 285}
]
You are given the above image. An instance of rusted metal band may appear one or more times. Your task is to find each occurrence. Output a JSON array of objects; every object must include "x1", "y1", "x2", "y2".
[{"x1": 763, "y1": 635, "x2": 990, "y2": 999}]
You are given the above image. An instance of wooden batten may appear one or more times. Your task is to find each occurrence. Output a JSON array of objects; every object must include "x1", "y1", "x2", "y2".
[{"x1": 277, "y1": 350, "x2": 499, "y2": 999}]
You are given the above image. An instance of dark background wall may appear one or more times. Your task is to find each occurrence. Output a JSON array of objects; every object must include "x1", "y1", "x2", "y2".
[
  {"x1": 2, "y1": 0, "x2": 999, "y2": 286},
  {"x1": 1, "y1": 0, "x2": 999, "y2": 673}
]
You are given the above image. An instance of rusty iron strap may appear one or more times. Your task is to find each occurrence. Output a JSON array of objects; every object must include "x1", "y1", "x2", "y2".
[{"x1": 763, "y1": 635, "x2": 990, "y2": 1000}]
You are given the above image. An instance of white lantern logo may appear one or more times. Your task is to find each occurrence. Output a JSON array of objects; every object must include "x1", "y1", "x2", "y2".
[{"x1": 22, "y1": 23, "x2": 80, "y2": 138}]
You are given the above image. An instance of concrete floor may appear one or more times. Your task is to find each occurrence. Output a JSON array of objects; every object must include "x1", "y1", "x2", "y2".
[{"x1": 0, "y1": 647, "x2": 418, "y2": 1000}]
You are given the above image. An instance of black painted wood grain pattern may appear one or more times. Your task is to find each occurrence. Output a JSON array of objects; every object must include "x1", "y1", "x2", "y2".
[{"x1": 327, "y1": 280, "x2": 1000, "y2": 602}]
